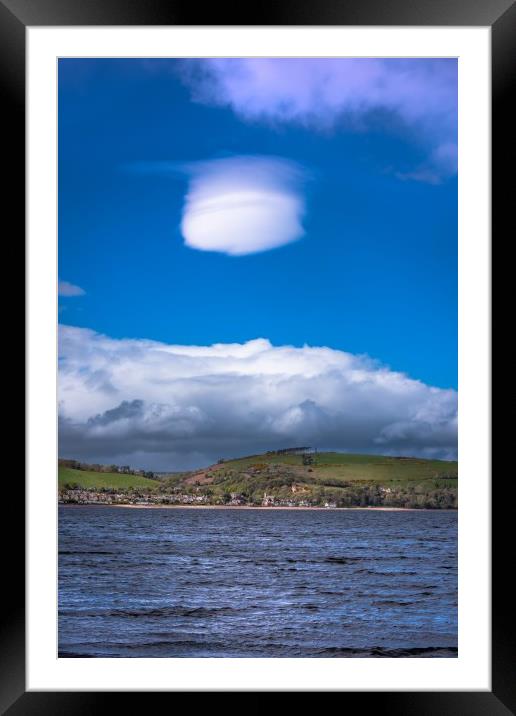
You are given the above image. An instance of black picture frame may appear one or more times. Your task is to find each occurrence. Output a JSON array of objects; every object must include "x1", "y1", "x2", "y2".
[{"x1": 5, "y1": 0, "x2": 511, "y2": 710}]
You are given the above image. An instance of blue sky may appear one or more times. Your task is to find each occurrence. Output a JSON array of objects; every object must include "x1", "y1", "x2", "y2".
[
  {"x1": 59, "y1": 58, "x2": 457, "y2": 389},
  {"x1": 58, "y1": 58, "x2": 457, "y2": 469}
]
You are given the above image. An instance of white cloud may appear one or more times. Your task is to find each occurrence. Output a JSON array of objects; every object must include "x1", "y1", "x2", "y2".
[
  {"x1": 180, "y1": 156, "x2": 306, "y2": 256},
  {"x1": 179, "y1": 58, "x2": 457, "y2": 180},
  {"x1": 58, "y1": 280, "x2": 85, "y2": 297},
  {"x1": 58, "y1": 325, "x2": 457, "y2": 470}
]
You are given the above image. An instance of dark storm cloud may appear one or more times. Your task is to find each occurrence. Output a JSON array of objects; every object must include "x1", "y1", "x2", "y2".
[{"x1": 58, "y1": 325, "x2": 457, "y2": 470}]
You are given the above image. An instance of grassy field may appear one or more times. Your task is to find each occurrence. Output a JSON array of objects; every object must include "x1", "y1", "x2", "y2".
[
  {"x1": 58, "y1": 466, "x2": 160, "y2": 490},
  {"x1": 217, "y1": 451, "x2": 457, "y2": 487}
]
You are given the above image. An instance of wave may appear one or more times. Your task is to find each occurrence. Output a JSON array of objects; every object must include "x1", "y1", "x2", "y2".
[
  {"x1": 59, "y1": 605, "x2": 248, "y2": 618},
  {"x1": 316, "y1": 645, "x2": 458, "y2": 657},
  {"x1": 371, "y1": 600, "x2": 414, "y2": 606},
  {"x1": 59, "y1": 550, "x2": 118, "y2": 555},
  {"x1": 59, "y1": 644, "x2": 459, "y2": 658}
]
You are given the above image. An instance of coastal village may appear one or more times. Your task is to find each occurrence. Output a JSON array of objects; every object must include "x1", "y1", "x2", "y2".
[
  {"x1": 58, "y1": 447, "x2": 457, "y2": 510},
  {"x1": 58, "y1": 488, "x2": 328, "y2": 508}
]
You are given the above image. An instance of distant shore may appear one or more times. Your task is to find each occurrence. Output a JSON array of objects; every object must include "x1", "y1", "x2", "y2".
[
  {"x1": 59, "y1": 454, "x2": 458, "y2": 511},
  {"x1": 61, "y1": 503, "x2": 456, "y2": 512}
]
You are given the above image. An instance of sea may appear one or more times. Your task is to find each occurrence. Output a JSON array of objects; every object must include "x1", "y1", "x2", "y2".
[{"x1": 58, "y1": 505, "x2": 458, "y2": 658}]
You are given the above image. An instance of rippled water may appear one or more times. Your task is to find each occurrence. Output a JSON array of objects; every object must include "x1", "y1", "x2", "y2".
[{"x1": 58, "y1": 506, "x2": 457, "y2": 657}]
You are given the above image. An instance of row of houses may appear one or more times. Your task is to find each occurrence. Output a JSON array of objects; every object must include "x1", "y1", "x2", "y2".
[
  {"x1": 58, "y1": 489, "x2": 337, "y2": 508},
  {"x1": 58, "y1": 490, "x2": 210, "y2": 506},
  {"x1": 261, "y1": 492, "x2": 335, "y2": 508}
]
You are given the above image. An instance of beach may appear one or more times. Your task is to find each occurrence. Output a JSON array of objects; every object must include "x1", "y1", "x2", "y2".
[{"x1": 87, "y1": 503, "x2": 453, "y2": 512}]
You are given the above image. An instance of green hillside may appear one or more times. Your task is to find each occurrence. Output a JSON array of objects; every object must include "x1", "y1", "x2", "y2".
[
  {"x1": 160, "y1": 451, "x2": 458, "y2": 508},
  {"x1": 59, "y1": 452, "x2": 458, "y2": 508},
  {"x1": 222, "y1": 451, "x2": 457, "y2": 484},
  {"x1": 58, "y1": 466, "x2": 160, "y2": 490}
]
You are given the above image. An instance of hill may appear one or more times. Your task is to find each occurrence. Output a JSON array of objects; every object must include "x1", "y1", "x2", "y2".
[
  {"x1": 58, "y1": 466, "x2": 161, "y2": 491},
  {"x1": 58, "y1": 452, "x2": 457, "y2": 509},
  {"x1": 159, "y1": 451, "x2": 458, "y2": 509},
  {"x1": 221, "y1": 451, "x2": 457, "y2": 483}
]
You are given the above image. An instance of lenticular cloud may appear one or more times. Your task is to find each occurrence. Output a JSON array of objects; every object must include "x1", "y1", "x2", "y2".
[
  {"x1": 180, "y1": 156, "x2": 306, "y2": 256},
  {"x1": 58, "y1": 325, "x2": 458, "y2": 471}
]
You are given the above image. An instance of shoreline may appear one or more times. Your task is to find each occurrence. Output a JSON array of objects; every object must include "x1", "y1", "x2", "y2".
[{"x1": 60, "y1": 503, "x2": 456, "y2": 512}]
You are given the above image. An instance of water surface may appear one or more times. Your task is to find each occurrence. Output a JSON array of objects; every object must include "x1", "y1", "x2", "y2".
[{"x1": 59, "y1": 506, "x2": 457, "y2": 657}]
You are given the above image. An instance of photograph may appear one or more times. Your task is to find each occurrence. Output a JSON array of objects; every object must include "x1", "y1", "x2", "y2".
[
  {"x1": 57, "y1": 56, "x2": 459, "y2": 660},
  {"x1": 2, "y1": 0, "x2": 506, "y2": 703}
]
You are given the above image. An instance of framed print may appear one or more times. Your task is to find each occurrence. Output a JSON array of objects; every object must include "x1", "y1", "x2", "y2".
[{"x1": 5, "y1": 0, "x2": 512, "y2": 709}]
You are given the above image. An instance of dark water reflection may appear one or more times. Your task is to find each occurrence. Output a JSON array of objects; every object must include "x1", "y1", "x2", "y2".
[{"x1": 58, "y1": 506, "x2": 457, "y2": 658}]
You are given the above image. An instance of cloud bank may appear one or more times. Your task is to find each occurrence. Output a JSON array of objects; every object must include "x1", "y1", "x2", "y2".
[
  {"x1": 180, "y1": 156, "x2": 306, "y2": 255},
  {"x1": 58, "y1": 325, "x2": 457, "y2": 471},
  {"x1": 58, "y1": 280, "x2": 85, "y2": 297},
  {"x1": 180, "y1": 58, "x2": 457, "y2": 180}
]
